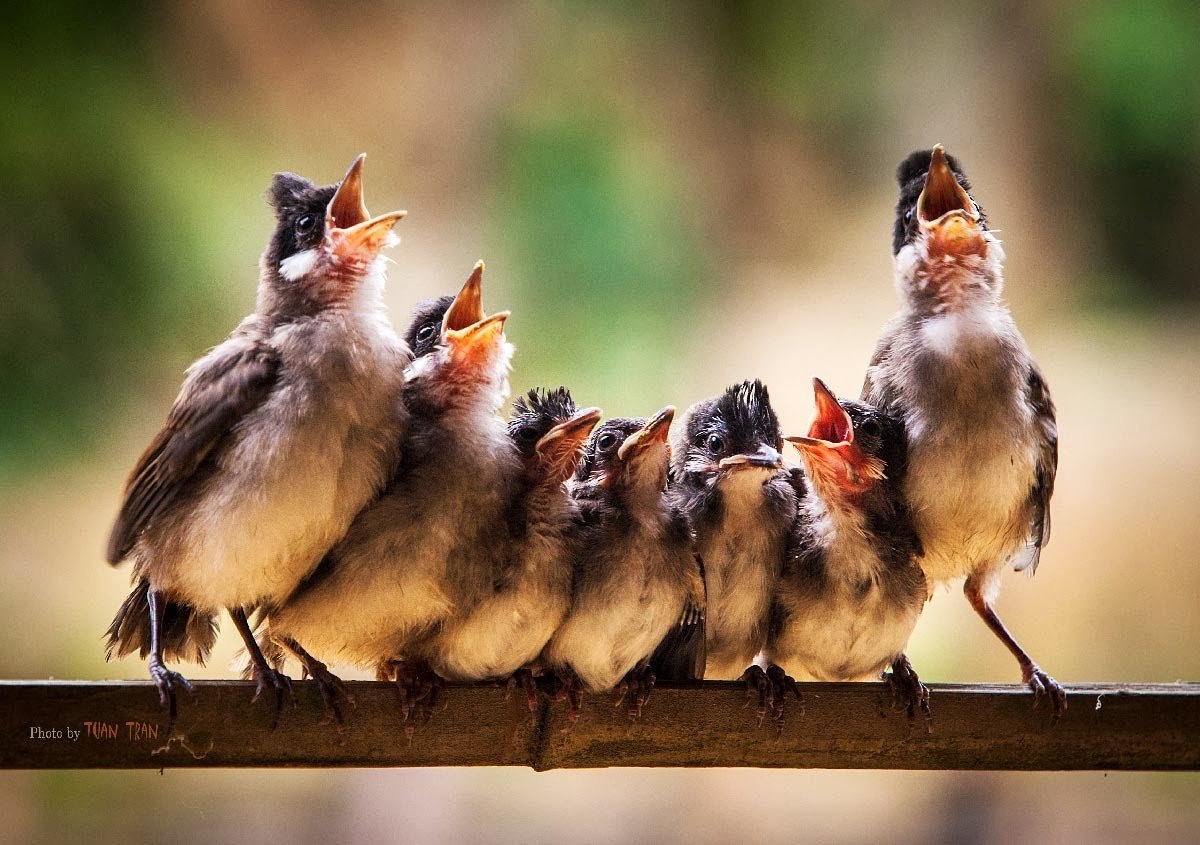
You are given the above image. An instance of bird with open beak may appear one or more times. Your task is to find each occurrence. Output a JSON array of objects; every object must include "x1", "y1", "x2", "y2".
[
  {"x1": 264, "y1": 262, "x2": 516, "y2": 721},
  {"x1": 757, "y1": 378, "x2": 927, "y2": 727},
  {"x1": 423, "y1": 387, "x2": 600, "y2": 707},
  {"x1": 668, "y1": 380, "x2": 797, "y2": 681},
  {"x1": 543, "y1": 408, "x2": 706, "y2": 720},
  {"x1": 862, "y1": 145, "x2": 1063, "y2": 713},
  {"x1": 104, "y1": 155, "x2": 409, "y2": 725}
]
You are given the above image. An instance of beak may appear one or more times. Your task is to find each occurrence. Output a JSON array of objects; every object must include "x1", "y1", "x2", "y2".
[
  {"x1": 617, "y1": 406, "x2": 675, "y2": 462},
  {"x1": 537, "y1": 407, "x2": 603, "y2": 481},
  {"x1": 442, "y1": 262, "x2": 510, "y2": 352},
  {"x1": 785, "y1": 378, "x2": 882, "y2": 495},
  {"x1": 917, "y1": 145, "x2": 985, "y2": 258},
  {"x1": 326, "y1": 154, "x2": 406, "y2": 262},
  {"x1": 718, "y1": 443, "x2": 783, "y2": 472}
]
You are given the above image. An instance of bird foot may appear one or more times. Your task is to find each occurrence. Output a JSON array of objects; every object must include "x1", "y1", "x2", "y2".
[
  {"x1": 384, "y1": 659, "x2": 444, "y2": 736},
  {"x1": 614, "y1": 667, "x2": 656, "y2": 722},
  {"x1": 741, "y1": 664, "x2": 801, "y2": 734},
  {"x1": 148, "y1": 656, "x2": 193, "y2": 732},
  {"x1": 250, "y1": 663, "x2": 295, "y2": 730},
  {"x1": 307, "y1": 660, "x2": 354, "y2": 726},
  {"x1": 550, "y1": 670, "x2": 585, "y2": 727},
  {"x1": 885, "y1": 654, "x2": 932, "y2": 732},
  {"x1": 1022, "y1": 662, "x2": 1067, "y2": 719},
  {"x1": 505, "y1": 668, "x2": 541, "y2": 713}
]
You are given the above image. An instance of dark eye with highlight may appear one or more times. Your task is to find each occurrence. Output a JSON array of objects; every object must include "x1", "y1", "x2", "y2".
[
  {"x1": 416, "y1": 324, "x2": 437, "y2": 343},
  {"x1": 858, "y1": 418, "x2": 882, "y2": 439},
  {"x1": 904, "y1": 207, "x2": 914, "y2": 222},
  {"x1": 295, "y1": 215, "x2": 317, "y2": 234},
  {"x1": 596, "y1": 432, "x2": 618, "y2": 452},
  {"x1": 705, "y1": 433, "x2": 725, "y2": 453}
]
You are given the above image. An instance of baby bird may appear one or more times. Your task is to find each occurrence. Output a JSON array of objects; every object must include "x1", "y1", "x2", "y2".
[
  {"x1": 543, "y1": 408, "x2": 706, "y2": 719},
  {"x1": 422, "y1": 387, "x2": 600, "y2": 704},
  {"x1": 669, "y1": 380, "x2": 797, "y2": 680},
  {"x1": 759, "y1": 378, "x2": 927, "y2": 726},
  {"x1": 104, "y1": 155, "x2": 408, "y2": 723},
  {"x1": 862, "y1": 146, "x2": 1063, "y2": 712},
  {"x1": 265, "y1": 262, "x2": 516, "y2": 718}
]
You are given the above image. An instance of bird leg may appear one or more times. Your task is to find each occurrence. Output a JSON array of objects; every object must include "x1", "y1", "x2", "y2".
[
  {"x1": 614, "y1": 665, "x2": 656, "y2": 721},
  {"x1": 964, "y1": 578, "x2": 1067, "y2": 716},
  {"x1": 741, "y1": 663, "x2": 801, "y2": 734},
  {"x1": 381, "y1": 658, "x2": 444, "y2": 734},
  {"x1": 505, "y1": 667, "x2": 541, "y2": 713},
  {"x1": 228, "y1": 606, "x2": 294, "y2": 729},
  {"x1": 885, "y1": 653, "x2": 932, "y2": 730},
  {"x1": 278, "y1": 637, "x2": 353, "y2": 725},
  {"x1": 146, "y1": 588, "x2": 193, "y2": 731}
]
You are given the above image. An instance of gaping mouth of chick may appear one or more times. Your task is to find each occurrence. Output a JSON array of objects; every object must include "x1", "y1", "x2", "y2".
[{"x1": 917, "y1": 146, "x2": 979, "y2": 226}]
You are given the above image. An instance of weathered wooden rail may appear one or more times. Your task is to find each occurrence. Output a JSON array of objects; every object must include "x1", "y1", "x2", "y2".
[{"x1": 1, "y1": 680, "x2": 1196, "y2": 770}]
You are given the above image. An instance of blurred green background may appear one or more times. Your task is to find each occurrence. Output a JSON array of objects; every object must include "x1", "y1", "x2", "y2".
[{"x1": 2, "y1": 1, "x2": 1198, "y2": 842}]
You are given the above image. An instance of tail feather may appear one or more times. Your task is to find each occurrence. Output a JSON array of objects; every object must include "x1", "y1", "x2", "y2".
[{"x1": 104, "y1": 578, "x2": 219, "y2": 666}]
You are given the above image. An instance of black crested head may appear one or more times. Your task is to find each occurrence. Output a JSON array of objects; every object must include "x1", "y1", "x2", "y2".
[
  {"x1": 892, "y1": 147, "x2": 985, "y2": 254},
  {"x1": 574, "y1": 417, "x2": 646, "y2": 483},
  {"x1": 404, "y1": 295, "x2": 455, "y2": 359},
  {"x1": 509, "y1": 387, "x2": 578, "y2": 459},
  {"x1": 674, "y1": 379, "x2": 782, "y2": 480},
  {"x1": 264, "y1": 173, "x2": 337, "y2": 269}
]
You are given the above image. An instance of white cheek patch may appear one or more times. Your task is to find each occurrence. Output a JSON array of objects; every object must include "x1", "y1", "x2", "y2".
[{"x1": 279, "y1": 248, "x2": 319, "y2": 282}]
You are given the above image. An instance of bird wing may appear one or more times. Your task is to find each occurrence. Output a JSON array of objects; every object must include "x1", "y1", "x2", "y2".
[
  {"x1": 1015, "y1": 362, "x2": 1058, "y2": 574},
  {"x1": 860, "y1": 320, "x2": 899, "y2": 408},
  {"x1": 105, "y1": 332, "x2": 280, "y2": 564},
  {"x1": 649, "y1": 517, "x2": 707, "y2": 681}
]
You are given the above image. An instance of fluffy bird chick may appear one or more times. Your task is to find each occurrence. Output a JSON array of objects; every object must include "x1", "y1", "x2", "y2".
[
  {"x1": 669, "y1": 380, "x2": 797, "y2": 680},
  {"x1": 266, "y1": 262, "x2": 516, "y2": 718},
  {"x1": 543, "y1": 408, "x2": 706, "y2": 719},
  {"x1": 422, "y1": 388, "x2": 600, "y2": 703},
  {"x1": 863, "y1": 145, "x2": 1063, "y2": 712},
  {"x1": 760, "y1": 378, "x2": 927, "y2": 726},
  {"x1": 104, "y1": 155, "x2": 408, "y2": 723}
]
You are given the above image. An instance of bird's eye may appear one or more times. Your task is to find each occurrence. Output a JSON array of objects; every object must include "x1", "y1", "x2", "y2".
[
  {"x1": 416, "y1": 324, "x2": 437, "y2": 342},
  {"x1": 296, "y1": 215, "x2": 317, "y2": 234},
  {"x1": 904, "y1": 207, "x2": 914, "y2": 222},
  {"x1": 596, "y1": 433, "x2": 618, "y2": 452},
  {"x1": 706, "y1": 434, "x2": 725, "y2": 453},
  {"x1": 517, "y1": 426, "x2": 540, "y2": 442},
  {"x1": 858, "y1": 419, "x2": 882, "y2": 439}
]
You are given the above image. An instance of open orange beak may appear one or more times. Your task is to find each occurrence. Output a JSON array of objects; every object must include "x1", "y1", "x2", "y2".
[
  {"x1": 917, "y1": 145, "x2": 985, "y2": 259},
  {"x1": 442, "y1": 261, "x2": 511, "y2": 355},
  {"x1": 785, "y1": 378, "x2": 883, "y2": 495},
  {"x1": 326, "y1": 154, "x2": 406, "y2": 263},
  {"x1": 536, "y1": 407, "x2": 603, "y2": 483}
]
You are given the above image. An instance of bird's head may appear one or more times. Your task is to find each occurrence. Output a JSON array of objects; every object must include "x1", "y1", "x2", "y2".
[
  {"x1": 892, "y1": 145, "x2": 1004, "y2": 312},
  {"x1": 403, "y1": 262, "x2": 513, "y2": 413},
  {"x1": 786, "y1": 378, "x2": 889, "y2": 501},
  {"x1": 509, "y1": 387, "x2": 602, "y2": 485},
  {"x1": 674, "y1": 379, "x2": 783, "y2": 491},
  {"x1": 576, "y1": 407, "x2": 674, "y2": 497},
  {"x1": 262, "y1": 154, "x2": 405, "y2": 316}
]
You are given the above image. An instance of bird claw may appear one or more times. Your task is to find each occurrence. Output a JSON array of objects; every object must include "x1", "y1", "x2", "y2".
[
  {"x1": 384, "y1": 659, "x2": 444, "y2": 735},
  {"x1": 308, "y1": 661, "x2": 354, "y2": 726},
  {"x1": 506, "y1": 668, "x2": 541, "y2": 713},
  {"x1": 614, "y1": 667, "x2": 655, "y2": 722},
  {"x1": 250, "y1": 664, "x2": 295, "y2": 730},
  {"x1": 551, "y1": 671, "x2": 584, "y2": 728},
  {"x1": 741, "y1": 664, "x2": 800, "y2": 735},
  {"x1": 885, "y1": 655, "x2": 932, "y2": 732},
  {"x1": 148, "y1": 657, "x2": 193, "y2": 733},
  {"x1": 1023, "y1": 663, "x2": 1067, "y2": 720}
]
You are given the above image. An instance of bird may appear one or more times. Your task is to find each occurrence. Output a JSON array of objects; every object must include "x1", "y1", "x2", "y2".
[
  {"x1": 264, "y1": 261, "x2": 517, "y2": 721},
  {"x1": 423, "y1": 386, "x2": 601, "y2": 709},
  {"x1": 668, "y1": 380, "x2": 797, "y2": 681},
  {"x1": 759, "y1": 377, "x2": 927, "y2": 726},
  {"x1": 862, "y1": 144, "x2": 1064, "y2": 712},
  {"x1": 542, "y1": 407, "x2": 706, "y2": 720},
  {"x1": 104, "y1": 154, "x2": 410, "y2": 725}
]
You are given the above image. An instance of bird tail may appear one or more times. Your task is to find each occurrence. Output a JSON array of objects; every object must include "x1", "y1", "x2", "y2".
[{"x1": 104, "y1": 578, "x2": 219, "y2": 665}]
